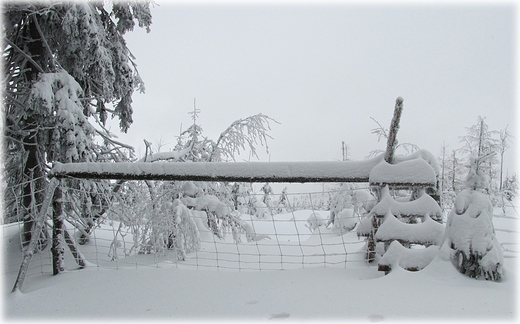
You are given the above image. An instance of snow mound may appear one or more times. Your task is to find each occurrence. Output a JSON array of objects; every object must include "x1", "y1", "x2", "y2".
[
  {"x1": 333, "y1": 208, "x2": 358, "y2": 233},
  {"x1": 356, "y1": 215, "x2": 373, "y2": 237},
  {"x1": 378, "y1": 240, "x2": 439, "y2": 272}
]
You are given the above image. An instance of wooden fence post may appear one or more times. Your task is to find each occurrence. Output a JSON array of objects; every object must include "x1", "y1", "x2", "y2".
[
  {"x1": 384, "y1": 97, "x2": 404, "y2": 164},
  {"x1": 367, "y1": 97, "x2": 404, "y2": 262}
]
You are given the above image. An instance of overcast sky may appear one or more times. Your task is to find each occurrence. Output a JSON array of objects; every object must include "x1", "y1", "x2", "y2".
[{"x1": 110, "y1": 2, "x2": 517, "y2": 176}]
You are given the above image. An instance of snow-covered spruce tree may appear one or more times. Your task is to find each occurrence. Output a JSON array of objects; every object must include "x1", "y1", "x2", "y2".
[
  {"x1": 442, "y1": 153, "x2": 503, "y2": 281},
  {"x1": 3, "y1": 2, "x2": 151, "y2": 246}
]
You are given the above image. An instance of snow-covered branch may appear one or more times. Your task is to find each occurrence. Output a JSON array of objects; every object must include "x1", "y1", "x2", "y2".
[{"x1": 210, "y1": 114, "x2": 280, "y2": 162}]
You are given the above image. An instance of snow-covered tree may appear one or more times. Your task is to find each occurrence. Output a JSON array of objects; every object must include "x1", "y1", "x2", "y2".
[
  {"x1": 277, "y1": 187, "x2": 289, "y2": 214},
  {"x1": 260, "y1": 183, "x2": 273, "y2": 212},
  {"x1": 3, "y1": 2, "x2": 152, "y2": 245},
  {"x1": 442, "y1": 154, "x2": 503, "y2": 281},
  {"x1": 135, "y1": 111, "x2": 278, "y2": 243},
  {"x1": 231, "y1": 182, "x2": 253, "y2": 212},
  {"x1": 448, "y1": 150, "x2": 465, "y2": 192},
  {"x1": 497, "y1": 126, "x2": 513, "y2": 191},
  {"x1": 438, "y1": 143, "x2": 448, "y2": 193},
  {"x1": 502, "y1": 173, "x2": 517, "y2": 202},
  {"x1": 459, "y1": 117, "x2": 500, "y2": 192}
]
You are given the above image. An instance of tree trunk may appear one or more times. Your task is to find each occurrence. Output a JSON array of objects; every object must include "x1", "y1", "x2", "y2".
[
  {"x1": 63, "y1": 229, "x2": 87, "y2": 268},
  {"x1": 12, "y1": 178, "x2": 59, "y2": 293},
  {"x1": 51, "y1": 185, "x2": 65, "y2": 275},
  {"x1": 440, "y1": 143, "x2": 446, "y2": 192},
  {"x1": 452, "y1": 151, "x2": 457, "y2": 191},
  {"x1": 79, "y1": 179, "x2": 126, "y2": 244},
  {"x1": 21, "y1": 120, "x2": 46, "y2": 246},
  {"x1": 21, "y1": 18, "x2": 47, "y2": 246},
  {"x1": 500, "y1": 151, "x2": 504, "y2": 191}
]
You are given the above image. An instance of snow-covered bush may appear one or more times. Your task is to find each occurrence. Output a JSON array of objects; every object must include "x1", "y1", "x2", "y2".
[
  {"x1": 238, "y1": 221, "x2": 271, "y2": 242},
  {"x1": 276, "y1": 187, "x2": 290, "y2": 214},
  {"x1": 253, "y1": 200, "x2": 271, "y2": 219},
  {"x1": 167, "y1": 200, "x2": 201, "y2": 260},
  {"x1": 261, "y1": 183, "x2": 274, "y2": 213},
  {"x1": 441, "y1": 155, "x2": 503, "y2": 281},
  {"x1": 117, "y1": 185, "x2": 200, "y2": 259},
  {"x1": 327, "y1": 183, "x2": 354, "y2": 226},
  {"x1": 181, "y1": 194, "x2": 236, "y2": 239},
  {"x1": 100, "y1": 180, "x2": 203, "y2": 259},
  {"x1": 502, "y1": 173, "x2": 517, "y2": 202},
  {"x1": 236, "y1": 197, "x2": 249, "y2": 214},
  {"x1": 305, "y1": 212, "x2": 326, "y2": 233},
  {"x1": 334, "y1": 208, "x2": 358, "y2": 233},
  {"x1": 351, "y1": 189, "x2": 377, "y2": 216}
]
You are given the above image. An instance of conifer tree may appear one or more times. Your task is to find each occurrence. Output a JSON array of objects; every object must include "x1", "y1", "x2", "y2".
[{"x1": 3, "y1": 1, "x2": 152, "y2": 243}]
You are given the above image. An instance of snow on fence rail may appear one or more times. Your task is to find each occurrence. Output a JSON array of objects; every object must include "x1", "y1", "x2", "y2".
[
  {"x1": 48, "y1": 159, "x2": 384, "y2": 183},
  {"x1": 48, "y1": 149, "x2": 439, "y2": 187}
]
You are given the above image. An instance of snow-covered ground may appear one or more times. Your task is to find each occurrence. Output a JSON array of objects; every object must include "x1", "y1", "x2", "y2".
[{"x1": 2, "y1": 205, "x2": 518, "y2": 321}]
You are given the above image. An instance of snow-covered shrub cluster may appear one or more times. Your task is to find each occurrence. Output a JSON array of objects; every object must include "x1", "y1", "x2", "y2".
[
  {"x1": 324, "y1": 184, "x2": 377, "y2": 234},
  {"x1": 327, "y1": 184, "x2": 354, "y2": 226},
  {"x1": 333, "y1": 208, "x2": 358, "y2": 233},
  {"x1": 138, "y1": 199, "x2": 201, "y2": 260},
  {"x1": 327, "y1": 184, "x2": 376, "y2": 223}
]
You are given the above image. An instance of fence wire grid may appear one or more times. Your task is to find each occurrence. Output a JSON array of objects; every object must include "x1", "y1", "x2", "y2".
[{"x1": 3, "y1": 177, "x2": 518, "y2": 283}]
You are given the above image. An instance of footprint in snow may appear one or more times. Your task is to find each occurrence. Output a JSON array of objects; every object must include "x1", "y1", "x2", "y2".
[
  {"x1": 368, "y1": 314, "x2": 385, "y2": 322},
  {"x1": 269, "y1": 312, "x2": 290, "y2": 320}
]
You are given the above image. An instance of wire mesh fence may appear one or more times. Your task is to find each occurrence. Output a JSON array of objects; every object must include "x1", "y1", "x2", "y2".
[{"x1": 3, "y1": 176, "x2": 518, "y2": 284}]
